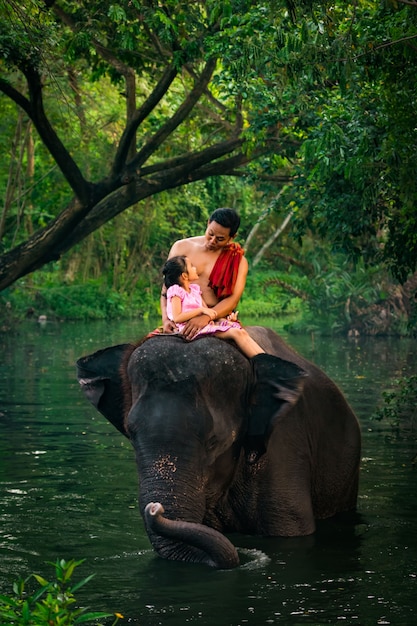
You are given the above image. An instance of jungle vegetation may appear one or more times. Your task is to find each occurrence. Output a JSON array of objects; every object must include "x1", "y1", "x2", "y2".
[
  {"x1": 0, "y1": 558, "x2": 120, "y2": 625},
  {"x1": 1, "y1": 0, "x2": 416, "y2": 335}
]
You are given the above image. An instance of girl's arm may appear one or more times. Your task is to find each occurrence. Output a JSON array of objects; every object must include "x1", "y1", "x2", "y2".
[
  {"x1": 201, "y1": 295, "x2": 222, "y2": 321},
  {"x1": 170, "y1": 296, "x2": 215, "y2": 323}
]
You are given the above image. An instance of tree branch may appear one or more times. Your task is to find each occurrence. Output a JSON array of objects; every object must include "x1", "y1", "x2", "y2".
[
  {"x1": 265, "y1": 278, "x2": 308, "y2": 300},
  {"x1": 0, "y1": 78, "x2": 30, "y2": 112},
  {"x1": 244, "y1": 190, "x2": 285, "y2": 254},
  {"x1": 137, "y1": 137, "x2": 243, "y2": 176},
  {"x1": 113, "y1": 64, "x2": 178, "y2": 176},
  {"x1": 252, "y1": 209, "x2": 294, "y2": 267},
  {"x1": 126, "y1": 57, "x2": 218, "y2": 173},
  {"x1": 19, "y1": 65, "x2": 91, "y2": 202},
  {"x1": 395, "y1": 0, "x2": 417, "y2": 7},
  {"x1": 53, "y1": 3, "x2": 138, "y2": 161}
]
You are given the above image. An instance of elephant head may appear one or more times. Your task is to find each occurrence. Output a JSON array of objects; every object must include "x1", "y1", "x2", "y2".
[{"x1": 76, "y1": 328, "x2": 360, "y2": 569}]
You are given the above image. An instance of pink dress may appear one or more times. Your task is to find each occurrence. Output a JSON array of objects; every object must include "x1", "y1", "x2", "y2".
[{"x1": 166, "y1": 284, "x2": 241, "y2": 338}]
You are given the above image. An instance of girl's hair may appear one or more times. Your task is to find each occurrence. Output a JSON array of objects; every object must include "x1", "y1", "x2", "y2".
[{"x1": 162, "y1": 255, "x2": 188, "y2": 288}]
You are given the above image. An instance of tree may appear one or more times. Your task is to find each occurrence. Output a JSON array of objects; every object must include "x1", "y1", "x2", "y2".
[
  {"x1": 291, "y1": 0, "x2": 417, "y2": 283},
  {"x1": 1, "y1": 0, "x2": 416, "y2": 296},
  {"x1": 0, "y1": 0, "x2": 298, "y2": 291}
]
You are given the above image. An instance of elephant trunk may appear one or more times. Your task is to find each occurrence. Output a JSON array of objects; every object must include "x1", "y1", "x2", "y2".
[{"x1": 144, "y1": 502, "x2": 240, "y2": 569}]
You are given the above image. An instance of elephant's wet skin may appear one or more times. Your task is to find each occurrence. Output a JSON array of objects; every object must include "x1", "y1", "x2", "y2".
[{"x1": 76, "y1": 327, "x2": 361, "y2": 569}]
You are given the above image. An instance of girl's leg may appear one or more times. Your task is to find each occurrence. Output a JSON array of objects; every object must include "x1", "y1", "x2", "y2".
[{"x1": 214, "y1": 328, "x2": 264, "y2": 358}]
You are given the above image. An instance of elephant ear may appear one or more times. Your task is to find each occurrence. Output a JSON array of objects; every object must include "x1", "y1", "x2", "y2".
[
  {"x1": 248, "y1": 353, "x2": 307, "y2": 439},
  {"x1": 76, "y1": 343, "x2": 133, "y2": 437}
]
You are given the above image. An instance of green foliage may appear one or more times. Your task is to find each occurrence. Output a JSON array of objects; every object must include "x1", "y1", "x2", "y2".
[
  {"x1": 283, "y1": 254, "x2": 390, "y2": 334},
  {"x1": 293, "y1": 1, "x2": 417, "y2": 281},
  {"x1": 372, "y1": 375, "x2": 417, "y2": 431},
  {"x1": 0, "y1": 559, "x2": 120, "y2": 625},
  {"x1": 242, "y1": 296, "x2": 302, "y2": 319},
  {"x1": 243, "y1": 269, "x2": 305, "y2": 319},
  {"x1": 3, "y1": 276, "x2": 157, "y2": 321}
]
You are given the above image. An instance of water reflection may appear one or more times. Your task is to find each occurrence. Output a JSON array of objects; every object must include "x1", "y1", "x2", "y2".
[{"x1": 1, "y1": 319, "x2": 416, "y2": 625}]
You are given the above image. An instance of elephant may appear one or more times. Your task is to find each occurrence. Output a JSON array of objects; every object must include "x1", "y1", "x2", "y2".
[{"x1": 76, "y1": 326, "x2": 361, "y2": 569}]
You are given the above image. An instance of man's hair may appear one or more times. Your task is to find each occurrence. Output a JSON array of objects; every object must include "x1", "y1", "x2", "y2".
[
  {"x1": 162, "y1": 255, "x2": 187, "y2": 288},
  {"x1": 208, "y1": 208, "x2": 241, "y2": 237}
]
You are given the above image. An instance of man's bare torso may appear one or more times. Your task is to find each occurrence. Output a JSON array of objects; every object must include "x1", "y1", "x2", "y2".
[{"x1": 169, "y1": 236, "x2": 221, "y2": 306}]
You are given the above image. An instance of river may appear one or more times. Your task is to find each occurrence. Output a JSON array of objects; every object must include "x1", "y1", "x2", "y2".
[{"x1": 1, "y1": 318, "x2": 416, "y2": 625}]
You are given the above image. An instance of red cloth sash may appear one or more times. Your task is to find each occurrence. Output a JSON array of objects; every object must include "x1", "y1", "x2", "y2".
[{"x1": 208, "y1": 242, "x2": 244, "y2": 300}]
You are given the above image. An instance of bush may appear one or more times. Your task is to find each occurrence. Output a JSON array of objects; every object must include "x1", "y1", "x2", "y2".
[
  {"x1": 372, "y1": 374, "x2": 417, "y2": 430},
  {"x1": 0, "y1": 559, "x2": 122, "y2": 626},
  {"x1": 1, "y1": 279, "x2": 156, "y2": 321}
]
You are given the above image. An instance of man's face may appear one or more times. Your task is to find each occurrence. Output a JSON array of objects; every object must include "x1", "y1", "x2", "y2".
[{"x1": 204, "y1": 220, "x2": 233, "y2": 251}]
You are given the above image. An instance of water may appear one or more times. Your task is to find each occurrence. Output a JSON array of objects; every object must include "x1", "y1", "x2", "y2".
[{"x1": 1, "y1": 318, "x2": 416, "y2": 625}]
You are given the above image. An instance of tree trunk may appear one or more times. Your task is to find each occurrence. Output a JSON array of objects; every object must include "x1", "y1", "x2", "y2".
[
  {"x1": 0, "y1": 111, "x2": 23, "y2": 241},
  {"x1": 252, "y1": 209, "x2": 294, "y2": 267}
]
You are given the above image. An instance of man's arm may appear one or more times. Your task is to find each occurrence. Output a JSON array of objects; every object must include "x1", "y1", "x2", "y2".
[
  {"x1": 160, "y1": 287, "x2": 176, "y2": 332},
  {"x1": 209, "y1": 256, "x2": 248, "y2": 319},
  {"x1": 160, "y1": 240, "x2": 186, "y2": 332}
]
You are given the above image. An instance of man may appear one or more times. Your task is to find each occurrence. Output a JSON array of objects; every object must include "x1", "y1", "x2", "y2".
[{"x1": 161, "y1": 208, "x2": 248, "y2": 338}]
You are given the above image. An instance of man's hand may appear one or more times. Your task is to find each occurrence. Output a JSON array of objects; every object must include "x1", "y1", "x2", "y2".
[
  {"x1": 162, "y1": 319, "x2": 177, "y2": 333},
  {"x1": 181, "y1": 314, "x2": 211, "y2": 339},
  {"x1": 227, "y1": 310, "x2": 239, "y2": 322}
]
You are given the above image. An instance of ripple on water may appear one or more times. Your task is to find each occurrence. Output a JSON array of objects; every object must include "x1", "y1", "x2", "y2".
[{"x1": 238, "y1": 548, "x2": 272, "y2": 570}]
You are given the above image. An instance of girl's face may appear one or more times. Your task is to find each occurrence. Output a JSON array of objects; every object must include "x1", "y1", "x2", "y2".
[{"x1": 185, "y1": 257, "x2": 199, "y2": 281}]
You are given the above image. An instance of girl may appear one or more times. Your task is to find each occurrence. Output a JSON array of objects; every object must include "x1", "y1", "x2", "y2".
[{"x1": 162, "y1": 255, "x2": 265, "y2": 358}]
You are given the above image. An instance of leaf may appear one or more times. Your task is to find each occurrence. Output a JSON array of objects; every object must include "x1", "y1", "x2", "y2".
[
  {"x1": 32, "y1": 574, "x2": 49, "y2": 587},
  {"x1": 74, "y1": 612, "x2": 114, "y2": 623},
  {"x1": 70, "y1": 573, "x2": 96, "y2": 593},
  {"x1": 0, "y1": 594, "x2": 19, "y2": 606},
  {"x1": 21, "y1": 599, "x2": 31, "y2": 621}
]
